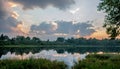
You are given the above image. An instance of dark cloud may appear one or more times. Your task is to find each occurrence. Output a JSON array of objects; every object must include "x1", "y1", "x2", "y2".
[
  {"x1": 0, "y1": 16, "x2": 19, "y2": 33},
  {"x1": 30, "y1": 21, "x2": 96, "y2": 37},
  {"x1": 0, "y1": 0, "x2": 22, "y2": 34},
  {"x1": 31, "y1": 22, "x2": 56, "y2": 34},
  {"x1": 0, "y1": 0, "x2": 24, "y2": 35},
  {"x1": 0, "y1": 15, "x2": 26, "y2": 35},
  {"x1": 56, "y1": 21, "x2": 95, "y2": 36},
  {"x1": 0, "y1": 0, "x2": 10, "y2": 19},
  {"x1": 74, "y1": 23, "x2": 95, "y2": 36},
  {"x1": 12, "y1": 0, "x2": 75, "y2": 10},
  {"x1": 0, "y1": 0, "x2": 16, "y2": 33},
  {"x1": 56, "y1": 21, "x2": 73, "y2": 34}
]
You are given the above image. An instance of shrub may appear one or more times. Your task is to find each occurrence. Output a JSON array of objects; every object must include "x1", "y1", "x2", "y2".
[{"x1": 73, "y1": 54, "x2": 120, "y2": 69}]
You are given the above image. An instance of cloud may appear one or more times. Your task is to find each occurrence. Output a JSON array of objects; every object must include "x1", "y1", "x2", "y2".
[
  {"x1": 0, "y1": 0, "x2": 17, "y2": 33},
  {"x1": 0, "y1": 0, "x2": 10, "y2": 19},
  {"x1": 56, "y1": 21, "x2": 95, "y2": 36},
  {"x1": 69, "y1": 8, "x2": 80, "y2": 14},
  {"x1": 30, "y1": 21, "x2": 96, "y2": 37},
  {"x1": 74, "y1": 22, "x2": 96, "y2": 36},
  {"x1": 11, "y1": 11, "x2": 19, "y2": 19},
  {"x1": 0, "y1": 17, "x2": 18, "y2": 33},
  {"x1": 0, "y1": 0, "x2": 27, "y2": 35},
  {"x1": 0, "y1": 16, "x2": 28, "y2": 35},
  {"x1": 15, "y1": 21, "x2": 29, "y2": 34},
  {"x1": 31, "y1": 21, "x2": 58, "y2": 34},
  {"x1": 11, "y1": 0, "x2": 75, "y2": 10}
]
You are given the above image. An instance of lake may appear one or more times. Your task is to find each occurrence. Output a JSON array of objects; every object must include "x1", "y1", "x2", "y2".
[
  {"x1": 1, "y1": 46, "x2": 120, "y2": 69},
  {"x1": 1, "y1": 45, "x2": 120, "y2": 57}
]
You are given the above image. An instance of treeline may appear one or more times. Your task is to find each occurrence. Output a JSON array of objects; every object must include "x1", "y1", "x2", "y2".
[{"x1": 0, "y1": 34, "x2": 120, "y2": 46}]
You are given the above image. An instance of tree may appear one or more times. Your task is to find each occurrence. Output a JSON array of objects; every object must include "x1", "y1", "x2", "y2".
[
  {"x1": 0, "y1": 34, "x2": 5, "y2": 41},
  {"x1": 0, "y1": 34, "x2": 10, "y2": 45},
  {"x1": 32, "y1": 37, "x2": 41, "y2": 44},
  {"x1": 56, "y1": 37, "x2": 65, "y2": 43},
  {"x1": 26, "y1": 36, "x2": 31, "y2": 40},
  {"x1": 0, "y1": 34, "x2": 5, "y2": 45},
  {"x1": 98, "y1": 0, "x2": 120, "y2": 40},
  {"x1": 16, "y1": 36, "x2": 25, "y2": 44}
]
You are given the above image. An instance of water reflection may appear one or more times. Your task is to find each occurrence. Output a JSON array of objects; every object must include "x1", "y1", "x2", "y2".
[{"x1": 1, "y1": 46, "x2": 120, "y2": 56}]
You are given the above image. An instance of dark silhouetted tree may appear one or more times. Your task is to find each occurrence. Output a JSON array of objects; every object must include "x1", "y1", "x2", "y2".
[
  {"x1": 98, "y1": 0, "x2": 120, "y2": 40},
  {"x1": 26, "y1": 36, "x2": 31, "y2": 40},
  {"x1": 0, "y1": 34, "x2": 10, "y2": 45},
  {"x1": 56, "y1": 37, "x2": 65, "y2": 43},
  {"x1": 32, "y1": 37, "x2": 41, "y2": 44}
]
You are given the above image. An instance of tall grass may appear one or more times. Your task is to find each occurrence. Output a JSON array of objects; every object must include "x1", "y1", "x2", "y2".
[
  {"x1": 73, "y1": 54, "x2": 120, "y2": 69},
  {"x1": 1, "y1": 54, "x2": 120, "y2": 69},
  {"x1": 0, "y1": 59, "x2": 67, "y2": 69}
]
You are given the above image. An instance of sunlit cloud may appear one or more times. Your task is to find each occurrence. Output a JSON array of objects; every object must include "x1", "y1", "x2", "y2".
[
  {"x1": 89, "y1": 30, "x2": 108, "y2": 39},
  {"x1": 74, "y1": 34, "x2": 81, "y2": 38},
  {"x1": 10, "y1": 21, "x2": 29, "y2": 35},
  {"x1": 74, "y1": 30, "x2": 81, "y2": 38},
  {"x1": 51, "y1": 21, "x2": 58, "y2": 31},
  {"x1": 8, "y1": 2, "x2": 17, "y2": 8},
  {"x1": 0, "y1": 0, "x2": 30, "y2": 36},
  {"x1": 17, "y1": 22, "x2": 29, "y2": 35},
  {"x1": 53, "y1": 33, "x2": 68, "y2": 36},
  {"x1": 0, "y1": 0, "x2": 109, "y2": 40},
  {"x1": 30, "y1": 21, "x2": 96, "y2": 39},
  {"x1": 69, "y1": 8, "x2": 80, "y2": 14},
  {"x1": 11, "y1": 11, "x2": 19, "y2": 19}
]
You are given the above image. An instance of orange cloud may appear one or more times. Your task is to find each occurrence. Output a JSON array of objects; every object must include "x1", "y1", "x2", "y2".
[
  {"x1": 8, "y1": 2, "x2": 17, "y2": 7},
  {"x1": 74, "y1": 34, "x2": 80, "y2": 38},
  {"x1": 11, "y1": 11, "x2": 19, "y2": 19},
  {"x1": 11, "y1": 22, "x2": 29, "y2": 36},
  {"x1": 17, "y1": 22, "x2": 29, "y2": 34},
  {"x1": 83, "y1": 29, "x2": 120, "y2": 40},
  {"x1": 88, "y1": 30, "x2": 108, "y2": 39}
]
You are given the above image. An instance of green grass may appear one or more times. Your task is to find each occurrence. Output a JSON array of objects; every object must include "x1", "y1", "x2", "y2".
[
  {"x1": 0, "y1": 59, "x2": 66, "y2": 69},
  {"x1": 73, "y1": 54, "x2": 120, "y2": 69},
  {"x1": 1, "y1": 54, "x2": 120, "y2": 69}
]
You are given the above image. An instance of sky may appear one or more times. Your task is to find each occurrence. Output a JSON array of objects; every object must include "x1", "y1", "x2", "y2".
[{"x1": 0, "y1": 0, "x2": 115, "y2": 40}]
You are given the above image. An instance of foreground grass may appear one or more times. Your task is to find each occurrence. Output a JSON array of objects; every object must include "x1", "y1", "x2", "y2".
[
  {"x1": 73, "y1": 54, "x2": 120, "y2": 69},
  {"x1": 1, "y1": 54, "x2": 120, "y2": 69},
  {"x1": 0, "y1": 59, "x2": 66, "y2": 69}
]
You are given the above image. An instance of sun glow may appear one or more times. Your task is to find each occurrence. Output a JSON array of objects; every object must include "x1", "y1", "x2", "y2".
[
  {"x1": 8, "y1": 2, "x2": 17, "y2": 7},
  {"x1": 11, "y1": 11, "x2": 19, "y2": 19},
  {"x1": 89, "y1": 30, "x2": 108, "y2": 39},
  {"x1": 17, "y1": 23, "x2": 29, "y2": 35}
]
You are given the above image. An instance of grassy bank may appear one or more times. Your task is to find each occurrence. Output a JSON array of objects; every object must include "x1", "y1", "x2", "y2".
[
  {"x1": 0, "y1": 59, "x2": 66, "y2": 69},
  {"x1": 74, "y1": 54, "x2": 120, "y2": 69},
  {"x1": 1, "y1": 54, "x2": 120, "y2": 69}
]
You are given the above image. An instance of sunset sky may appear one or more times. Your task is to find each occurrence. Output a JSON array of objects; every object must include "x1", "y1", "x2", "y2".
[{"x1": 0, "y1": 0, "x2": 116, "y2": 40}]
